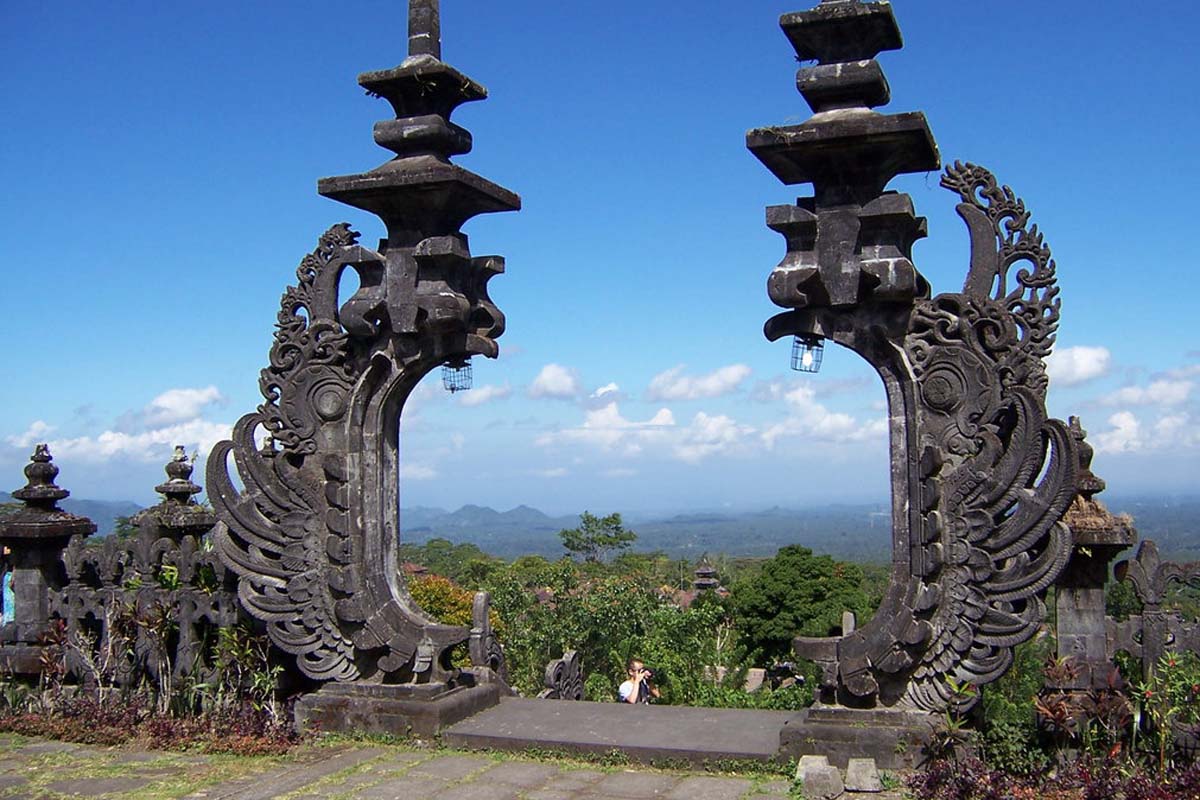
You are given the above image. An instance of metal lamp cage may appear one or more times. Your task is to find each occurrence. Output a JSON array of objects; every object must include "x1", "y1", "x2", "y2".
[
  {"x1": 791, "y1": 335, "x2": 824, "y2": 373},
  {"x1": 442, "y1": 358, "x2": 473, "y2": 393}
]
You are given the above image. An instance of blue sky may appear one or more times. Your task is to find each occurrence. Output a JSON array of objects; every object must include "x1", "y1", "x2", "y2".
[{"x1": 2, "y1": 1, "x2": 1197, "y2": 514}]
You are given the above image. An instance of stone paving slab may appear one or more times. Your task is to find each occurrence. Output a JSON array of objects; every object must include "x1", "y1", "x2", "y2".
[
  {"x1": 444, "y1": 697, "x2": 795, "y2": 765},
  {"x1": 45, "y1": 776, "x2": 154, "y2": 796},
  {"x1": 0, "y1": 736, "x2": 805, "y2": 800}
]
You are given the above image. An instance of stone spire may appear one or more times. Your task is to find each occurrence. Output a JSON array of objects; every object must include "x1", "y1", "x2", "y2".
[
  {"x1": 408, "y1": 0, "x2": 441, "y2": 58},
  {"x1": 315, "y1": 0, "x2": 519, "y2": 354},
  {"x1": 749, "y1": 0, "x2": 938, "y2": 319}
]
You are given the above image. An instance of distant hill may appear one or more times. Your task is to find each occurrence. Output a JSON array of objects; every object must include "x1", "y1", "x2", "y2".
[
  {"x1": 0, "y1": 491, "x2": 142, "y2": 537},
  {"x1": 397, "y1": 496, "x2": 1200, "y2": 563},
  {"x1": 398, "y1": 502, "x2": 894, "y2": 562},
  {"x1": 0, "y1": 490, "x2": 1194, "y2": 563}
]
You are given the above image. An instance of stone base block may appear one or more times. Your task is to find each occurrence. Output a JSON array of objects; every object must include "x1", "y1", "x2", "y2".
[
  {"x1": 779, "y1": 705, "x2": 935, "y2": 770},
  {"x1": 0, "y1": 643, "x2": 47, "y2": 676},
  {"x1": 293, "y1": 681, "x2": 501, "y2": 738}
]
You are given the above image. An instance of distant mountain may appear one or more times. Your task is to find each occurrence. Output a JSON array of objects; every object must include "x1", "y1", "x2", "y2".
[
  {"x1": 397, "y1": 496, "x2": 1200, "y2": 563},
  {"x1": 1, "y1": 489, "x2": 1194, "y2": 563},
  {"x1": 397, "y1": 502, "x2": 894, "y2": 561},
  {"x1": 0, "y1": 491, "x2": 142, "y2": 537}
]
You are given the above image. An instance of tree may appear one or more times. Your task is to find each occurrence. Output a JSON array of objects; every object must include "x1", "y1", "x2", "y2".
[
  {"x1": 558, "y1": 511, "x2": 637, "y2": 563},
  {"x1": 731, "y1": 544, "x2": 872, "y2": 663}
]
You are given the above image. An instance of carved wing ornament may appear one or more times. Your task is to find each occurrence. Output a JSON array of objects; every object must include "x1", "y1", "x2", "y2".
[
  {"x1": 208, "y1": 221, "x2": 507, "y2": 684},
  {"x1": 891, "y1": 164, "x2": 1076, "y2": 710}
]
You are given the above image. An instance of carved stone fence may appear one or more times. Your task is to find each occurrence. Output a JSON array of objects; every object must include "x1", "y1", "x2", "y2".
[{"x1": 0, "y1": 446, "x2": 243, "y2": 693}]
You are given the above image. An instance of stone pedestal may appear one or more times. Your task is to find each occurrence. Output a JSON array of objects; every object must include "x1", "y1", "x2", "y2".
[
  {"x1": 779, "y1": 705, "x2": 935, "y2": 770},
  {"x1": 294, "y1": 681, "x2": 501, "y2": 738},
  {"x1": 0, "y1": 446, "x2": 94, "y2": 667}
]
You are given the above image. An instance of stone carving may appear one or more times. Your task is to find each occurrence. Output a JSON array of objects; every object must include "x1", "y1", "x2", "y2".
[
  {"x1": 49, "y1": 448, "x2": 238, "y2": 687},
  {"x1": 469, "y1": 591, "x2": 507, "y2": 683},
  {"x1": 0, "y1": 446, "x2": 96, "y2": 672},
  {"x1": 538, "y1": 651, "x2": 584, "y2": 701},
  {"x1": 1113, "y1": 540, "x2": 1200, "y2": 682},
  {"x1": 1054, "y1": 418, "x2": 1136, "y2": 690},
  {"x1": 750, "y1": 0, "x2": 1077, "y2": 712},
  {"x1": 207, "y1": 0, "x2": 517, "y2": 688}
]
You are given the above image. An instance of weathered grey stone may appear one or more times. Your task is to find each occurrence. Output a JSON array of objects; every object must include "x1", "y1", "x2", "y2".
[
  {"x1": 664, "y1": 775, "x2": 753, "y2": 800},
  {"x1": 797, "y1": 764, "x2": 843, "y2": 800},
  {"x1": 750, "y1": 8, "x2": 1081, "y2": 764},
  {"x1": 353, "y1": 776, "x2": 449, "y2": 800},
  {"x1": 478, "y1": 760, "x2": 562, "y2": 788},
  {"x1": 593, "y1": 771, "x2": 681, "y2": 798},
  {"x1": 796, "y1": 755, "x2": 829, "y2": 774},
  {"x1": 844, "y1": 759, "x2": 882, "y2": 792},
  {"x1": 430, "y1": 781, "x2": 522, "y2": 800},
  {"x1": 407, "y1": 755, "x2": 494, "y2": 781},
  {"x1": 46, "y1": 776, "x2": 152, "y2": 796},
  {"x1": 543, "y1": 769, "x2": 606, "y2": 790}
]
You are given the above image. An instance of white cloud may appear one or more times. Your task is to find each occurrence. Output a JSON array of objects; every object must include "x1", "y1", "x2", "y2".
[
  {"x1": 47, "y1": 419, "x2": 233, "y2": 464},
  {"x1": 536, "y1": 401, "x2": 675, "y2": 455},
  {"x1": 1093, "y1": 411, "x2": 1142, "y2": 453},
  {"x1": 1101, "y1": 379, "x2": 1193, "y2": 407},
  {"x1": 1092, "y1": 409, "x2": 1200, "y2": 454},
  {"x1": 583, "y1": 382, "x2": 626, "y2": 410},
  {"x1": 673, "y1": 412, "x2": 754, "y2": 463},
  {"x1": 401, "y1": 462, "x2": 438, "y2": 480},
  {"x1": 1046, "y1": 346, "x2": 1111, "y2": 387},
  {"x1": 760, "y1": 385, "x2": 886, "y2": 448},
  {"x1": 591, "y1": 383, "x2": 620, "y2": 399},
  {"x1": 6, "y1": 420, "x2": 56, "y2": 449},
  {"x1": 535, "y1": 467, "x2": 569, "y2": 478},
  {"x1": 529, "y1": 364, "x2": 582, "y2": 400},
  {"x1": 647, "y1": 364, "x2": 752, "y2": 401},
  {"x1": 141, "y1": 386, "x2": 225, "y2": 427},
  {"x1": 458, "y1": 383, "x2": 512, "y2": 407}
]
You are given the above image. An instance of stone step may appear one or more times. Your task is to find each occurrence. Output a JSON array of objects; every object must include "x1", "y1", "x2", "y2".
[{"x1": 442, "y1": 696, "x2": 796, "y2": 765}]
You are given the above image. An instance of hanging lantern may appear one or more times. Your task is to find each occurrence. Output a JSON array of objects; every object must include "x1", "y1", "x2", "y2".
[
  {"x1": 442, "y1": 358, "x2": 472, "y2": 393},
  {"x1": 791, "y1": 334, "x2": 824, "y2": 373}
]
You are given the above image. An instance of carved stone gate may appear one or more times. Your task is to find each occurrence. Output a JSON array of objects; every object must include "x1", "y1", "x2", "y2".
[{"x1": 0, "y1": 0, "x2": 1195, "y2": 765}]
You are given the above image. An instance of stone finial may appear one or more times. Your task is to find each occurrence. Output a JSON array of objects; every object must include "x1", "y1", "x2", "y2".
[
  {"x1": 1069, "y1": 416, "x2": 1105, "y2": 500},
  {"x1": 145, "y1": 445, "x2": 214, "y2": 536},
  {"x1": 1061, "y1": 417, "x2": 1133, "y2": 546},
  {"x1": 2, "y1": 446, "x2": 95, "y2": 541},
  {"x1": 408, "y1": 0, "x2": 441, "y2": 59},
  {"x1": 12, "y1": 443, "x2": 69, "y2": 509},
  {"x1": 155, "y1": 445, "x2": 202, "y2": 506}
]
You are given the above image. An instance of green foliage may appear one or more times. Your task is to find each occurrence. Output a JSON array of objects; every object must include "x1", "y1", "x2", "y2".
[
  {"x1": 980, "y1": 637, "x2": 1052, "y2": 774},
  {"x1": 1136, "y1": 650, "x2": 1200, "y2": 775},
  {"x1": 112, "y1": 514, "x2": 139, "y2": 540},
  {"x1": 1105, "y1": 579, "x2": 1143, "y2": 621},
  {"x1": 397, "y1": 538, "x2": 501, "y2": 587},
  {"x1": 730, "y1": 545, "x2": 871, "y2": 662},
  {"x1": 558, "y1": 511, "x2": 637, "y2": 564}
]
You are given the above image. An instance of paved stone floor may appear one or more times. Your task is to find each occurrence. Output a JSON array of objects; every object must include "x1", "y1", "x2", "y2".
[{"x1": 0, "y1": 734, "x2": 898, "y2": 800}]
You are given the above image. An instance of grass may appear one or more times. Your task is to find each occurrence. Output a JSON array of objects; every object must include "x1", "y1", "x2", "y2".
[
  {"x1": 0, "y1": 738, "x2": 289, "y2": 800},
  {"x1": 0, "y1": 732, "x2": 810, "y2": 800}
]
